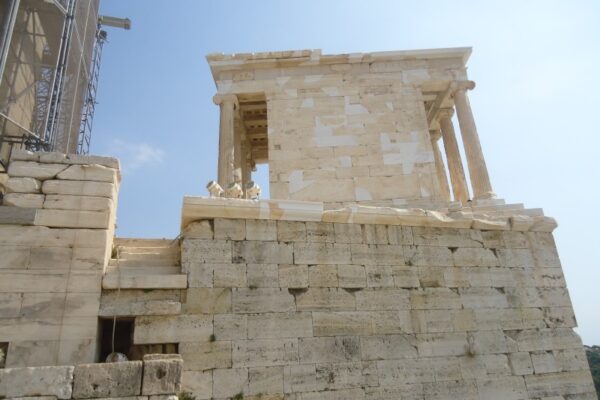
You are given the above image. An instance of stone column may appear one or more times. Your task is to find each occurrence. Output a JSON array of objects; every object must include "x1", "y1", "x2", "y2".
[
  {"x1": 213, "y1": 94, "x2": 239, "y2": 187},
  {"x1": 429, "y1": 129, "x2": 451, "y2": 201},
  {"x1": 452, "y1": 81, "x2": 495, "y2": 199},
  {"x1": 438, "y1": 109, "x2": 470, "y2": 204}
]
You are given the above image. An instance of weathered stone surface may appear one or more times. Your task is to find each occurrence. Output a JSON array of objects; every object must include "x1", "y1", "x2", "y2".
[
  {"x1": 42, "y1": 180, "x2": 116, "y2": 198},
  {"x1": 34, "y1": 209, "x2": 110, "y2": 229},
  {"x1": 186, "y1": 288, "x2": 231, "y2": 313},
  {"x1": 182, "y1": 370, "x2": 212, "y2": 400},
  {"x1": 8, "y1": 161, "x2": 67, "y2": 180},
  {"x1": 3, "y1": 193, "x2": 45, "y2": 208},
  {"x1": 232, "y1": 338, "x2": 298, "y2": 367},
  {"x1": 179, "y1": 341, "x2": 231, "y2": 371},
  {"x1": 246, "y1": 219, "x2": 277, "y2": 241},
  {"x1": 142, "y1": 354, "x2": 183, "y2": 395},
  {"x1": 298, "y1": 336, "x2": 361, "y2": 363},
  {"x1": 0, "y1": 366, "x2": 73, "y2": 399},
  {"x1": 43, "y1": 195, "x2": 113, "y2": 212},
  {"x1": 57, "y1": 164, "x2": 118, "y2": 183},
  {"x1": 247, "y1": 313, "x2": 312, "y2": 339},
  {"x1": 4, "y1": 177, "x2": 42, "y2": 193},
  {"x1": 72, "y1": 361, "x2": 142, "y2": 398},
  {"x1": 232, "y1": 288, "x2": 295, "y2": 313},
  {"x1": 0, "y1": 206, "x2": 36, "y2": 225},
  {"x1": 134, "y1": 315, "x2": 212, "y2": 344}
]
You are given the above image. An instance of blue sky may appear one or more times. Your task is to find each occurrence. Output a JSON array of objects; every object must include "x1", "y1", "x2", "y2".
[{"x1": 94, "y1": 1, "x2": 600, "y2": 344}]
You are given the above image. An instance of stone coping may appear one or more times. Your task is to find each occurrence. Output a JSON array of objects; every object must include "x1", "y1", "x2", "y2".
[
  {"x1": 181, "y1": 196, "x2": 557, "y2": 232},
  {"x1": 206, "y1": 46, "x2": 472, "y2": 73}
]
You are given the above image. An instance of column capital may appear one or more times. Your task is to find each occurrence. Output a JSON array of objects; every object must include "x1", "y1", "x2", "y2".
[
  {"x1": 437, "y1": 108, "x2": 455, "y2": 120},
  {"x1": 213, "y1": 93, "x2": 239, "y2": 108},
  {"x1": 450, "y1": 80, "x2": 476, "y2": 94},
  {"x1": 429, "y1": 129, "x2": 442, "y2": 142}
]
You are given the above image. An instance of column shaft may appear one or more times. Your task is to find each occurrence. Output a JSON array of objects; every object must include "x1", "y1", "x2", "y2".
[
  {"x1": 453, "y1": 85, "x2": 494, "y2": 199},
  {"x1": 430, "y1": 131, "x2": 451, "y2": 201},
  {"x1": 214, "y1": 94, "x2": 238, "y2": 187},
  {"x1": 439, "y1": 113, "x2": 470, "y2": 204}
]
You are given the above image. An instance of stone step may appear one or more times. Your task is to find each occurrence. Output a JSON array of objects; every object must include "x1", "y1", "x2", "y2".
[
  {"x1": 117, "y1": 246, "x2": 180, "y2": 255},
  {"x1": 112, "y1": 251, "x2": 179, "y2": 262},
  {"x1": 114, "y1": 237, "x2": 177, "y2": 248},
  {"x1": 102, "y1": 273, "x2": 187, "y2": 289},
  {"x1": 108, "y1": 258, "x2": 179, "y2": 268},
  {"x1": 106, "y1": 266, "x2": 181, "y2": 275}
]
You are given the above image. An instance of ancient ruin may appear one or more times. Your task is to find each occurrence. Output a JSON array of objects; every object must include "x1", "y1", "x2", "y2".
[{"x1": 0, "y1": 47, "x2": 596, "y2": 399}]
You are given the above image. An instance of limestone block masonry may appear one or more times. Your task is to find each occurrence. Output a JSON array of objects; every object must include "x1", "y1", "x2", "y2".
[
  {"x1": 0, "y1": 149, "x2": 120, "y2": 366},
  {"x1": 0, "y1": 354, "x2": 182, "y2": 399},
  {"x1": 130, "y1": 214, "x2": 593, "y2": 400}
]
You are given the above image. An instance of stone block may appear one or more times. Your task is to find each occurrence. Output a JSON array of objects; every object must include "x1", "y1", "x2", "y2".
[
  {"x1": 247, "y1": 313, "x2": 312, "y2": 339},
  {"x1": 298, "y1": 336, "x2": 361, "y2": 364},
  {"x1": 0, "y1": 365, "x2": 73, "y2": 399},
  {"x1": 232, "y1": 241, "x2": 293, "y2": 264},
  {"x1": 73, "y1": 361, "x2": 142, "y2": 398},
  {"x1": 363, "y1": 224, "x2": 389, "y2": 244},
  {"x1": 232, "y1": 288, "x2": 295, "y2": 313},
  {"x1": 333, "y1": 223, "x2": 363, "y2": 243},
  {"x1": 43, "y1": 195, "x2": 113, "y2": 212},
  {"x1": 312, "y1": 311, "x2": 411, "y2": 336},
  {"x1": 34, "y1": 209, "x2": 110, "y2": 229},
  {"x1": 278, "y1": 264, "x2": 308, "y2": 288},
  {"x1": 232, "y1": 338, "x2": 298, "y2": 367},
  {"x1": 99, "y1": 299, "x2": 180, "y2": 317},
  {"x1": 246, "y1": 219, "x2": 277, "y2": 241},
  {"x1": 185, "y1": 288, "x2": 231, "y2": 314},
  {"x1": 4, "y1": 177, "x2": 41, "y2": 193},
  {"x1": 10, "y1": 149, "x2": 38, "y2": 162},
  {"x1": 213, "y1": 264, "x2": 247, "y2": 287},
  {"x1": 306, "y1": 222, "x2": 335, "y2": 242},
  {"x1": 186, "y1": 263, "x2": 213, "y2": 287},
  {"x1": 57, "y1": 164, "x2": 118, "y2": 183},
  {"x1": 248, "y1": 366, "x2": 284, "y2": 395},
  {"x1": 355, "y1": 288, "x2": 410, "y2": 310},
  {"x1": 277, "y1": 221, "x2": 306, "y2": 242},
  {"x1": 3, "y1": 193, "x2": 44, "y2": 208},
  {"x1": 283, "y1": 364, "x2": 317, "y2": 394},
  {"x1": 42, "y1": 180, "x2": 116, "y2": 198},
  {"x1": 134, "y1": 315, "x2": 212, "y2": 344},
  {"x1": 410, "y1": 287, "x2": 462, "y2": 309},
  {"x1": 387, "y1": 225, "x2": 413, "y2": 245},
  {"x1": 0, "y1": 205, "x2": 36, "y2": 225},
  {"x1": 294, "y1": 288, "x2": 355, "y2": 311},
  {"x1": 308, "y1": 264, "x2": 338, "y2": 287},
  {"x1": 8, "y1": 161, "x2": 67, "y2": 180},
  {"x1": 351, "y1": 244, "x2": 403, "y2": 265},
  {"x1": 214, "y1": 218, "x2": 245, "y2": 240},
  {"x1": 142, "y1": 354, "x2": 183, "y2": 395},
  {"x1": 508, "y1": 352, "x2": 534, "y2": 375},
  {"x1": 182, "y1": 220, "x2": 213, "y2": 239},
  {"x1": 294, "y1": 242, "x2": 351, "y2": 265},
  {"x1": 212, "y1": 368, "x2": 248, "y2": 399},
  {"x1": 214, "y1": 314, "x2": 247, "y2": 340},
  {"x1": 179, "y1": 341, "x2": 232, "y2": 371},
  {"x1": 524, "y1": 370, "x2": 595, "y2": 398},
  {"x1": 403, "y1": 245, "x2": 453, "y2": 267},
  {"x1": 181, "y1": 370, "x2": 212, "y2": 400},
  {"x1": 4, "y1": 341, "x2": 59, "y2": 367},
  {"x1": 337, "y1": 265, "x2": 366, "y2": 288},
  {"x1": 38, "y1": 153, "x2": 119, "y2": 169},
  {"x1": 247, "y1": 263, "x2": 279, "y2": 287},
  {"x1": 181, "y1": 239, "x2": 231, "y2": 263},
  {"x1": 361, "y1": 334, "x2": 417, "y2": 360},
  {"x1": 411, "y1": 227, "x2": 483, "y2": 248},
  {"x1": 0, "y1": 293, "x2": 22, "y2": 317}
]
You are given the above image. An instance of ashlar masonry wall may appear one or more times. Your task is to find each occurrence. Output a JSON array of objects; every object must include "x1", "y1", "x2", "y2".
[
  {"x1": 0, "y1": 150, "x2": 119, "y2": 366},
  {"x1": 131, "y1": 217, "x2": 596, "y2": 400}
]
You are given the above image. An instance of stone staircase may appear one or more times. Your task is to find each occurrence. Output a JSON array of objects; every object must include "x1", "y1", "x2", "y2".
[{"x1": 102, "y1": 238, "x2": 187, "y2": 290}]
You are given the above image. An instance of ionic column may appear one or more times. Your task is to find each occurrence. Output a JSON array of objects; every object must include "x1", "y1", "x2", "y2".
[
  {"x1": 429, "y1": 129, "x2": 451, "y2": 201},
  {"x1": 452, "y1": 81, "x2": 495, "y2": 199},
  {"x1": 438, "y1": 109, "x2": 470, "y2": 204},
  {"x1": 213, "y1": 94, "x2": 239, "y2": 187}
]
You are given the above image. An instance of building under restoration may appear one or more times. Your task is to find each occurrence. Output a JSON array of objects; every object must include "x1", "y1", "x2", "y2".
[{"x1": 0, "y1": 0, "x2": 128, "y2": 172}]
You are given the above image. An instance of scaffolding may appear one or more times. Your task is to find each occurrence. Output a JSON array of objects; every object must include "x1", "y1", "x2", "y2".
[{"x1": 0, "y1": 0, "x2": 129, "y2": 171}]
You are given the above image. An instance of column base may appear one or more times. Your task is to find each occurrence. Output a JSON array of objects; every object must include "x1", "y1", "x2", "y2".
[{"x1": 473, "y1": 191, "x2": 497, "y2": 201}]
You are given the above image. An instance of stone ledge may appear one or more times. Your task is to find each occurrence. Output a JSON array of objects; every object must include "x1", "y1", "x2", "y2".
[{"x1": 181, "y1": 197, "x2": 557, "y2": 233}]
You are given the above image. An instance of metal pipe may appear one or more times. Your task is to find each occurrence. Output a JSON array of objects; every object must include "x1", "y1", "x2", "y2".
[{"x1": 0, "y1": 0, "x2": 20, "y2": 90}]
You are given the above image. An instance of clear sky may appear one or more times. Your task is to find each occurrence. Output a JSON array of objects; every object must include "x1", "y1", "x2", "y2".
[{"x1": 94, "y1": 1, "x2": 600, "y2": 344}]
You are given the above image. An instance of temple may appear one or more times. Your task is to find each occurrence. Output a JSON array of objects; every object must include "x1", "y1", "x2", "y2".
[{"x1": 0, "y1": 48, "x2": 596, "y2": 400}]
